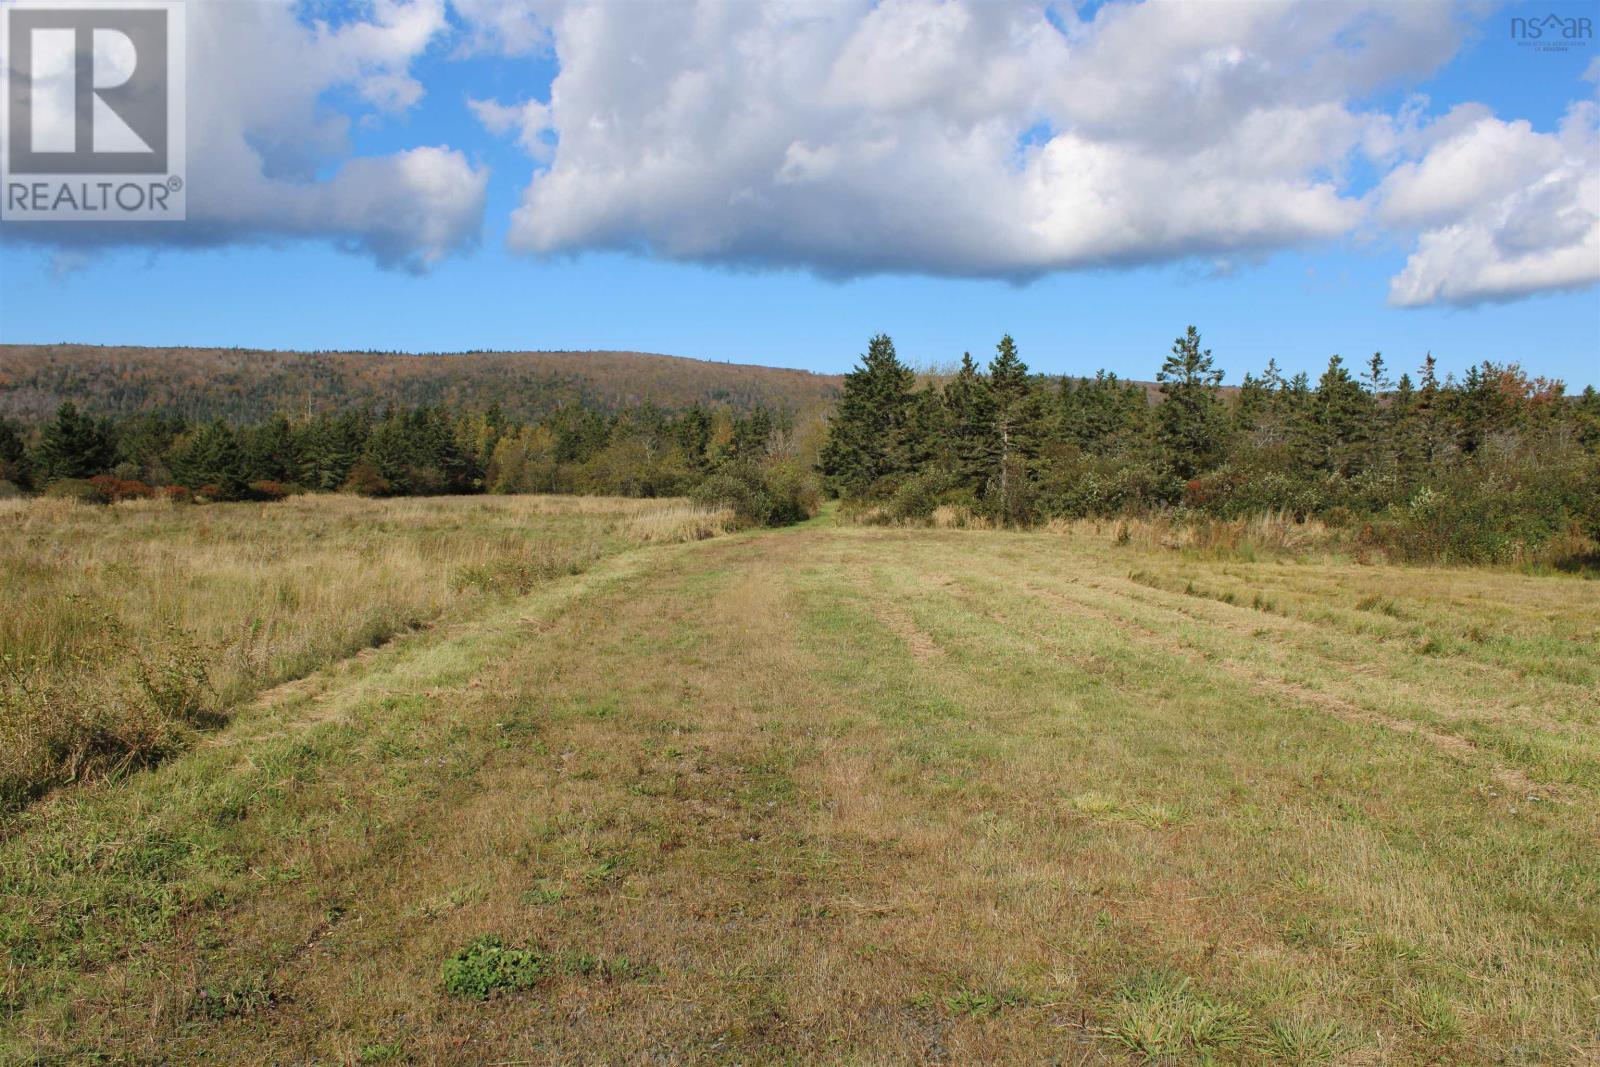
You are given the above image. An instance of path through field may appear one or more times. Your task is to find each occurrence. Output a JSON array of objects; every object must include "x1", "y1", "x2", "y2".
[{"x1": 4, "y1": 516, "x2": 1597, "y2": 1065}]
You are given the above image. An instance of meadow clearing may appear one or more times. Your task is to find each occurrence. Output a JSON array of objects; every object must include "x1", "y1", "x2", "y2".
[
  {"x1": 1, "y1": 496, "x2": 1597, "y2": 1065},
  {"x1": 0, "y1": 495, "x2": 732, "y2": 810}
]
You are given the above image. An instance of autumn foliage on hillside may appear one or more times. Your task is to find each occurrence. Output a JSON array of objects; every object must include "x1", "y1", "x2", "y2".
[{"x1": 0, "y1": 344, "x2": 842, "y2": 424}]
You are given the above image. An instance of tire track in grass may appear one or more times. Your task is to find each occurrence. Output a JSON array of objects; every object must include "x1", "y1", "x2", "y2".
[
  {"x1": 1117, "y1": 566, "x2": 1599, "y2": 699},
  {"x1": 1100, "y1": 574, "x2": 1600, "y2": 742},
  {"x1": 1013, "y1": 578, "x2": 1545, "y2": 798},
  {"x1": 862, "y1": 594, "x2": 945, "y2": 663},
  {"x1": 1067, "y1": 568, "x2": 1600, "y2": 795}
]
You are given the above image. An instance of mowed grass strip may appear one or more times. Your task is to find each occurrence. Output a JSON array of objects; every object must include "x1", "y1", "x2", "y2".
[
  {"x1": 819, "y1": 528, "x2": 1597, "y2": 1061},
  {"x1": 1, "y1": 507, "x2": 1596, "y2": 1064}
]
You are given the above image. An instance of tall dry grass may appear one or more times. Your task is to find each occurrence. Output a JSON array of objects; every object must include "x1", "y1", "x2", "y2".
[
  {"x1": 1045, "y1": 511, "x2": 1338, "y2": 559},
  {"x1": 0, "y1": 493, "x2": 725, "y2": 810},
  {"x1": 621, "y1": 502, "x2": 736, "y2": 544}
]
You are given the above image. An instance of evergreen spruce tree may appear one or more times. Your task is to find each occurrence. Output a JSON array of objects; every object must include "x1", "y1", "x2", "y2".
[
  {"x1": 1360, "y1": 352, "x2": 1394, "y2": 474},
  {"x1": 1311, "y1": 355, "x2": 1369, "y2": 475},
  {"x1": 907, "y1": 384, "x2": 952, "y2": 474},
  {"x1": 35, "y1": 401, "x2": 115, "y2": 481},
  {"x1": 986, "y1": 335, "x2": 1045, "y2": 519},
  {"x1": 1573, "y1": 386, "x2": 1600, "y2": 450},
  {"x1": 173, "y1": 419, "x2": 247, "y2": 498},
  {"x1": 115, "y1": 413, "x2": 184, "y2": 483},
  {"x1": 1250, "y1": 359, "x2": 1291, "y2": 449},
  {"x1": 1070, "y1": 371, "x2": 1147, "y2": 454},
  {"x1": 1234, "y1": 371, "x2": 1268, "y2": 437},
  {"x1": 296, "y1": 414, "x2": 360, "y2": 492},
  {"x1": 1362, "y1": 351, "x2": 1391, "y2": 396},
  {"x1": 675, "y1": 405, "x2": 713, "y2": 471},
  {"x1": 0, "y1": 418, "x2": 31, "y2": 490},
  {"x1": 241, "y1": 412, "x2": 298, "y2": 484},
  {"x1": 729, "y1": 406, "x2": 775, "y2": 464},
  {"x1": 1409, "y1": 352, "x2": 1453, "y2": 466},
  {"x1": 943, "y1": 353, "x2": 995, "y2": 493},
  {"x1": 361, "y1": 415, "x2": 417, "y2": 495},
  {"x1": 1056, "y1": 375, "x2": 1081, "y2": 443},
  {"x1": 817, "y1": 334, "x2": 917, "y2": 497},
  {"x1": 1155, "y1": 326, "x2": 1226, "y2": 479},
  {"x1": 1389, "y1": 372, "x2": 1426, "y2": 476}
]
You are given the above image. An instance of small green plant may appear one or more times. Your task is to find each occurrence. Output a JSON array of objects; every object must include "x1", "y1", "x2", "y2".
[
  {"x1": 442, "y1": 936, "x2": 656, "y2": 1000},
  {"x1": 521, "y1": 880, "x2": 565, "y2": 906},
  {"x1": 1070, "y1": 792, "x2": 1183, "y2": 830},
  {"x1": 441, "y1": 935, "x2": 551, "y2": 1000},
  {"x1": 1265, "y1": 1016, "x2": 1352, "y2": 1065},
  {"x1": 944, "y1": 986, "x2": 1021, "y2": 1018},
  {"x1": 1402, "y1": 986, "x2": 1464, "y2": 1045},
  {"x1": 191, "y1": 976, "x2": 278, "y2": 1020},
  {"x1": 358, "y1": 1042, "x2": 405, "y2": 1064},
  {"x1": 1106, "y1": 971, "x2": 1252, "y2": 1062}
]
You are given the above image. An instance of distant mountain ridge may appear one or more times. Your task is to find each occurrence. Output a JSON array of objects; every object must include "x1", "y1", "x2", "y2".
[{"x1": 0, "y1": 344, "x2": 844, "y2": 423}]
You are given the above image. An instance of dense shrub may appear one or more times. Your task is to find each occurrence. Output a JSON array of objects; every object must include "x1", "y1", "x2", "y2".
[
  {"x1": 1036, "y1": 455, "x2": 1173, "y2": 519},
  {"x1": 341, "y1": 460, "x2": 391, "y2": 497},
  {"x1": 692, "y1": 461, "x2": 819, "y2": 528},
  {"x1": 886, "y1": 470, "x2": 950, "y2": 522},
  {"x1": 88, "y1": 475, "x2": 156, "y2": 502},
  {"x1": 247, "y1": 480, "x2": 294, "y2": 501},
  {"x1": 1358, "y1": 452, "x2": 1600, "y2": 565}
]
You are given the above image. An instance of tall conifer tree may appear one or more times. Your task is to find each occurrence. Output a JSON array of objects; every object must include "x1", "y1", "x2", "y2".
[
  {"x1": 818, "y1": 334, "x2": 917, "y2": 496},
  {"x1": 1156, "y1": 326, "x2": 1226, "y2": 479}
]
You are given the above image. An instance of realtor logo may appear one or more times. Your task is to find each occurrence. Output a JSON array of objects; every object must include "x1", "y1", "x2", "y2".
[{"x1": 1, "y1": 0, "x2": 185, "y2": 220}]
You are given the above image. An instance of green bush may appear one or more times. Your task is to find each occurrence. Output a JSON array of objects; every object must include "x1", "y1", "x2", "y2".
[
  {"x1": 886, "y1": 470, "x2": 949, "y2": 522},
  {"x1": 1036, "y1": 455, "x2": 1172, "y2": 519},
  {"x1": 692, "y1": 461, "x2": 819, "y2": 528}
]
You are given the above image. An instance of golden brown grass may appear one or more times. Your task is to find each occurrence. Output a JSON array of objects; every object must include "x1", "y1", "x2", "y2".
[
  {"x1": 0, "y1": 493, "x2": 730, "y2": 810},
  {"x1": 1044, "y1": 511, "x2": 1337, "y2": 558},
  {"x1": 621, "y1": 502, "x2": 737, "y2": 544},
  {"x1": 1, "y1": 503, "x2": 1596, "y2": 1065}
]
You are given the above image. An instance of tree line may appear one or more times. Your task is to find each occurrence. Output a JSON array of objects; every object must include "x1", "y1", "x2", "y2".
[
  {"x1": 819, "y1": 330, "x2": 1600, "y2": 562},
  {"x1": 0, "y1": 400, "x2": 821, "y2": 527},
  {"x1": 6, "y1": 330, "x2": 1598, "y2": 561}
]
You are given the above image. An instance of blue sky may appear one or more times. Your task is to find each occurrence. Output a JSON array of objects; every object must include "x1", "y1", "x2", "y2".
[{"x1": 1, "y1": 0, "x2": 1597, "y2": 387}]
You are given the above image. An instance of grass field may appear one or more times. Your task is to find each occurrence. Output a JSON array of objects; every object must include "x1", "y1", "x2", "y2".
[
  {"x1": 0, "y1": 495, "x2": 731, "y2": 809},
  {"x1": 2, "y1": 500, "x2": 1597, "y2": 1064}
]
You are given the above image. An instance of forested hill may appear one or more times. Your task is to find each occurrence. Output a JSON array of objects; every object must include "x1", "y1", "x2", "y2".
[{"x1": 0, "y1": 344, "x2": 844, "y2": 423}]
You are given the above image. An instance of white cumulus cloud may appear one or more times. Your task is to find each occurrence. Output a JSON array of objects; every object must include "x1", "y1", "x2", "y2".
[
  {"x1": 3, "y1": 0, "x2": 489, "y2": 272},
  {"x1": 465, "y1": 0, "x2": 1597, "y2": 307},
  {"x1": 1382, "y1": 103, "x2": 1600, "y2": 307},
  {"x1": 465, "y1": 0, "x2": 1462, "y2": 281}
]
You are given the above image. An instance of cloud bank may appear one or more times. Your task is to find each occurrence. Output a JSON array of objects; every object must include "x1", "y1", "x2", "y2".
[
  {"x1": 469, "y1": 0, "x2": 1597, "y2": 304},
  {"x1": 4, "y1": 0, "x2": 1596, "y2": 307},
  {"x1": 3, "y1": 0, "x2": 488, "y2": 271}
]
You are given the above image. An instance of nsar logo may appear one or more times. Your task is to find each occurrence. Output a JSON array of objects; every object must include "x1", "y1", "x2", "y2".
[{"x1": 1510, "y1": 12, "x2": 1594, "y2": 51}]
